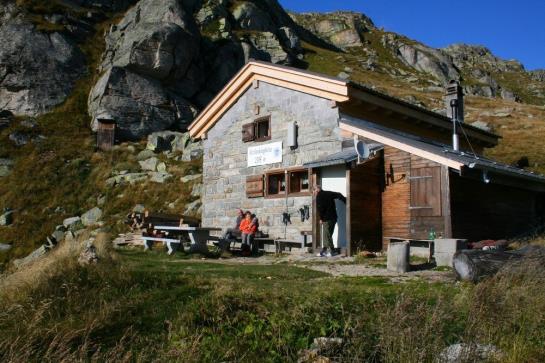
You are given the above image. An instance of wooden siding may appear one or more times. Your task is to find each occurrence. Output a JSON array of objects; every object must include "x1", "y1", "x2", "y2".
[
  {"x1": 382, "y1": 146, "x2": 447, "y2": 247},
  {"x1": 450, "y1": 173, "x2": 545, "y2": 241},
  {"x1": 350, "y1": 157, "x2": 383, "y2": 252},
  {"x1": 382, "y1": 147, "x2": 411, "y2": 248}
]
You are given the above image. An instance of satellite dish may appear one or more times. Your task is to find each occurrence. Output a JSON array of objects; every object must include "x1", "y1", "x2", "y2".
[{"x1": 355, "y1": 140, "x2": 370, "y2": 161}]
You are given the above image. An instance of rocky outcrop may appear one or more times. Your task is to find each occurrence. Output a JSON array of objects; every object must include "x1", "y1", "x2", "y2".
[
  {"x1": 0, "y1": 3, "x2": 86, "y2": 116},
  {"x1": 87, "y1": 0, "x2": 306, "y2": 141},
  {"x1": 88, "y1": 0, "x2": 202, "y2": 140},
  {"x1": 291, "y1": 11, "x2": 374, "y2": 49},
  {"x1": 381, "y1": 33, "x2": 459, "y2": 84},
  {"x1": 443, "y1": 44, "x2": 524, "y2": 73},
  {"x1": 529, "y1": 69, "x2": 545, "y2": 82}
]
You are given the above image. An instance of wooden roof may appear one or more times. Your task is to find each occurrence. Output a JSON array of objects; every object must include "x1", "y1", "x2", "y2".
[{"x1": 188, "y1": 61, "x2": 500, "y2": 147}]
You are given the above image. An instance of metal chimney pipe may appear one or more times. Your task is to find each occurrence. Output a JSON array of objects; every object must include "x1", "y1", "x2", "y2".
[{"x1": 450, "y1": 99, "x2": 459, "y2": 151}]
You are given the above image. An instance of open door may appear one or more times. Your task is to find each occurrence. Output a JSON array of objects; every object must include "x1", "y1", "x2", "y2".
[{"x1": 319, "y1": 165, "x2": 348, "y2": 249}]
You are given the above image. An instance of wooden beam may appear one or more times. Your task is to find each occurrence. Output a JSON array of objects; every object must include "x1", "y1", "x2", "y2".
[{"x1": 441, "y1": 166, "x2": 453, "y2": 238}]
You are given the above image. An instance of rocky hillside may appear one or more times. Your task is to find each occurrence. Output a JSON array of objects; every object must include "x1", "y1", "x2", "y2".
[{"x1": 1, "y1": 0, "x2": 545, "y2": 266}]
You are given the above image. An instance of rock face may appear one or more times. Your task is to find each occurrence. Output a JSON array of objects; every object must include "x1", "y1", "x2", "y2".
[
  {"x1": 81, "y1": 207, "x2": 103, "y2": 226},
  {"x1": 88, "y1": 0, "x2": 305, "y2": 141},
  {"x1": 292, "y1": 11, "x2": 374, "y2": 49},
  {"x1": 381, "y1": 33, "x2": 460, "y2": 84},
  {"x1": 0, "y1": 4, "x2": 86, "y2": 116},
  {"x1": 529, "y1": 69, "x2": 545, "y2": 82}
]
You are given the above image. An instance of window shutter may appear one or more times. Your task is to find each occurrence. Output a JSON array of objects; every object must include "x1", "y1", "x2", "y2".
[
  {"x1": 409, "y1": 166, "x2": 442, "y2": 216},
  {"x1": 242, "y1": 122, "x2": 255, "y2": 142},
  {"x1": 246, "y1": 175, "x2": 264, "y2": 198}
]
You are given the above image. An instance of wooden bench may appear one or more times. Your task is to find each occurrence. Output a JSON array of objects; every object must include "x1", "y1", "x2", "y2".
[{"x1": 141, "y1": 236, "x2": 181, "y2": 255}]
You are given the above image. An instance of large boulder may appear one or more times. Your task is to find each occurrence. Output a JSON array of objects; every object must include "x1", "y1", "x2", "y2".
[
  {"x1": 63, "y1": 216, "x2": 85, "y2": 232},
  {"x1": 81, "y1": 207, "x2": 103, "y2": 226},
  {"x1": 88, "y1": 67, "x2": 183, "y2": 140},
  {"x1": 0, "y1": 4, "x2": 86, "y2": 116},
  {"x1": 89, "y1": 0, "x2": 202, "y2": 140}
]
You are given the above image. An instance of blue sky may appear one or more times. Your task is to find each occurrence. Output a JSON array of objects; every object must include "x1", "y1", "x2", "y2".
[{"x1": 279, "y1": 0, "x2": 545, "y2": 70}]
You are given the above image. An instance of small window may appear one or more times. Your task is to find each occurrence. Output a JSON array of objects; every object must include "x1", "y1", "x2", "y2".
[
  {"x1": 267, "y1": 172, "x2": 285, "y2": 195},
  {"x1": 289, "y1": 170, "x2": 309, "y2": 194},
  {"x1": 255, "y1": 116, "x2": 271, "y2": 141}
]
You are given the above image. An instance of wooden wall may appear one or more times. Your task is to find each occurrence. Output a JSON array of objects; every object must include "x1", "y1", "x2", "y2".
[
  {"x1": 349, "y1": 157, "x2": 383, "y2": 252},
  {"x1": 382, "y1": 147, "x2": 411, "y2": 248},
  {"x1": 381, "y1": 146, "x2": 446, "y2": 249},
  {"x1": 450, "y1": 174, "x2": 545, "y2": 241}
]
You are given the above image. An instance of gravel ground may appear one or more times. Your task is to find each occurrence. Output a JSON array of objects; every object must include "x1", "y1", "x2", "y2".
[{"x1": 179, "y1": 253, "x2": 455, "y2": 283}]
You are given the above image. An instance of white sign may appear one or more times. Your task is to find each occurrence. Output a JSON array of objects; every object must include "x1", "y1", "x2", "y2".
[{"x1": 247, "y1": 141, "x2": 283, "y2": 167}]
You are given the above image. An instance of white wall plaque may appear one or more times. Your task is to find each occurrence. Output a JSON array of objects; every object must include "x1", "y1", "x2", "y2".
[{"x1": 247, "y1": 141, "x2": 283, "y2": 167}]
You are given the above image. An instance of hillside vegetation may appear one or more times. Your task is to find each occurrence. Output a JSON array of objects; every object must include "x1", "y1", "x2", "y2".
[{"x1": 1, "y1": 236, "x2": 544, "y2": 362}]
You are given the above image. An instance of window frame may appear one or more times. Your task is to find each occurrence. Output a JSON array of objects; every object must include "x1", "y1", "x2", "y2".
[
  {"x1": 254, "y1": 115, "x2": 271, "y2": 142},
  {"x1": 264, "y1": 167, "x2": 311, "y2": 198}
]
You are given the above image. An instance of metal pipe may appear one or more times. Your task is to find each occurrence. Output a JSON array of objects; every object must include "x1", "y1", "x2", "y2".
[{"x1": 450, "y1": 99, "x2": 459, "y2": 151}]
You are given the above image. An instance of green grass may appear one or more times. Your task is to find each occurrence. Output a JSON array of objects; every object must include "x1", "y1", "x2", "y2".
[{"x1": 2, "y1": 241, "x2": 545, "y2": 362}]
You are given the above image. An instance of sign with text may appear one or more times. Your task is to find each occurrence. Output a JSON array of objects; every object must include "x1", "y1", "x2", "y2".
[{"x1": 247, "y1": 141, "x2": 283, "y2": 167}]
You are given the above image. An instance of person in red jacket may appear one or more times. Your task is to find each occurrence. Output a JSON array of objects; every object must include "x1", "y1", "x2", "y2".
[{"x1": 239, "y1": 211, "x2": 257, "y2": 255}]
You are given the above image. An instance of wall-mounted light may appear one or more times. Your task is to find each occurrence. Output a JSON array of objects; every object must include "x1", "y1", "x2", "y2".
[{"x1": 483, "y1": 170, "x2": 491, "y2": 184}]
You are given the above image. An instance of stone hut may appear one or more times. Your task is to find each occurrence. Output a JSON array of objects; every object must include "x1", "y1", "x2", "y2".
[{"x1": 188, "y1": 61, "x2": 545, "y2": 254}]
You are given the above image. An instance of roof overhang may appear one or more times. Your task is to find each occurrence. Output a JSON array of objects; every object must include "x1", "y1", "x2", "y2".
[
  {"x1": 188, "y1": 61, "x2": 350, "y2": 139},
  {"x1": 340, "y1": 114, "x2": 545, "y2": 192},
  {"x1": 345, "y1": 84, "x2": 499, "y2": 148}
]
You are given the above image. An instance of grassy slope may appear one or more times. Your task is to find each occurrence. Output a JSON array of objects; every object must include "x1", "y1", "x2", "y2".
[{"x1": 1, "y1": 243, "x2": 544, "y2": 362}]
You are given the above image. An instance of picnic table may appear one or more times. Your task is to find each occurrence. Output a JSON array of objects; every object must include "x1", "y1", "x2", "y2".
[{"x1": 152, "y1": 226, "x2": 222, "y2": 254}]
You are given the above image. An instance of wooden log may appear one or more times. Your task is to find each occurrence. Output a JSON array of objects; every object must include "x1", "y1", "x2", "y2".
[{"x1": 453, "y1": 246, "x2": 545, "y2": 282}]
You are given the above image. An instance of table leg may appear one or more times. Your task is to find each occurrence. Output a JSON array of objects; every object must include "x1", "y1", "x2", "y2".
[
  {"x1": 188, "y1": 231, "x2": 210, "y2": 254},
  {"x1": 144, "y1": 239, "x2": 153, "y2": 251},
  {"x1": 166, "y1": 241, "x2": 181, "y2": 255}
]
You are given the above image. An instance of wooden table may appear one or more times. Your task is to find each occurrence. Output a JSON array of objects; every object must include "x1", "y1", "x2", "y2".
[{"x1": 154, "y1": 226, "x2": 222, "y2": 254}]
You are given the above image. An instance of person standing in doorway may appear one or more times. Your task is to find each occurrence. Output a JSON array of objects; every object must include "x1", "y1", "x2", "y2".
[{"x1": 314, "y1": 185, "x2": 346, "y2": 257}]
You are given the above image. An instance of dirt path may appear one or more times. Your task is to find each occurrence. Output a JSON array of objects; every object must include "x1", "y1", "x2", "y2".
[{"x1": 175, "y1": 253, "x2": 455, "y2": 283}]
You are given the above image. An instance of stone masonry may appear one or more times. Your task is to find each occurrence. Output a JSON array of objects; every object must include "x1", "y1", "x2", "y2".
[{"x1": 202, "y1": 82, "x2": 343, "y2": 241}]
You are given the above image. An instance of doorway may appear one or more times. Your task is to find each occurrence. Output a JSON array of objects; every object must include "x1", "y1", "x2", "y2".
[
  {"x1": 348, "y1": 156, "x2": 383, "y2": 252},
  {"x1": 319, "y1": 165, "x2": 348, "y2": 249}
]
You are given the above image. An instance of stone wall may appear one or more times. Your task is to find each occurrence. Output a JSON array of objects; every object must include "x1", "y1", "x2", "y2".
[{"x1": 202, "y1": 82, "x2": 342, "y2": 240}]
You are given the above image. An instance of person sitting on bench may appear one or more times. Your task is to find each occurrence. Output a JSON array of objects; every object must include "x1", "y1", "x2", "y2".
[
  {"x1": 239, "y1": 211, "x2": 258, "y2": 256},
  {"x1": 223, "y1": 208, "x2": 244, "y2": 241}
]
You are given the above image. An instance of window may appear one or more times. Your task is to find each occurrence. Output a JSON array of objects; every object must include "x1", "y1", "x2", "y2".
[
  {"x1": 255, "y1": 116, "x2": 271, "y2": 141},
  {"x1": 264, "y1": 169, "x2": 311, "y2": 197},
  {"x1": 289, "y1": 170, "x2": 310, "y2": 194},
  {"x1": 267, "y1": 172, "x2": 286, "y2": 195},
  {"x1": 241, "y1": 116, "x2": 271, "y2": 142}
]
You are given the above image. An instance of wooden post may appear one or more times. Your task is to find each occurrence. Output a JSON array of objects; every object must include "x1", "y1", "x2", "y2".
[
  {"x1": 311, "y1": 169, "x2": 319, "y2": 252},
  {"x1": 441, "y1": 166, "x2": 452, "y2": 238},
  {"x1": 346, "y1": 166, "x2": 351, "y2": 256}
]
